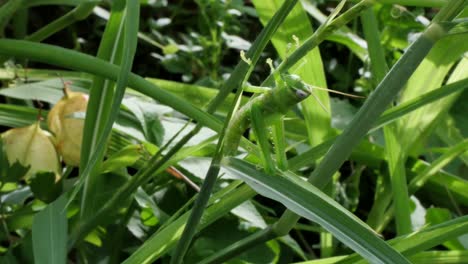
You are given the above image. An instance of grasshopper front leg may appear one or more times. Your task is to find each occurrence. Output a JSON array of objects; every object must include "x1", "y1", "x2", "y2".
[{"x1": 250, "y1": 101, "x2": 276, "y2": 175}]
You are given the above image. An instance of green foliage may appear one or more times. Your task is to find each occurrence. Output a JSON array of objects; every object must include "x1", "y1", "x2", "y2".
[{"x1": 0, "y1": 0, "x2": 467, "y2": 263}]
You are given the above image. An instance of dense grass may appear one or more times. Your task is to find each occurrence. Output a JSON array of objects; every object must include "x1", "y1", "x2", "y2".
[{"x1": 0, "y1": 0, "x2": 467, "y2": 263}]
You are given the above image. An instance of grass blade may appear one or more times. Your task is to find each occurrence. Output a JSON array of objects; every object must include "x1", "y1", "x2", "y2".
[
  {"x1": 122, "y1": 184, "x2": 257, "y2": 264},
  {"x1": 76, "y1": 0, "x2": 140, "y2": 215},
  {"x1": 338, "y1": 215, "x2": 468, "y2": 263},
  {"x1": 223, "y1": 157, "x2": 411, "y2": 264},
  {"x1": 26, "y1": 2, "x2": 97, "y2": 42},
  {"x1": 32, "y1": 195, "x2": 68, "y2": 264}
]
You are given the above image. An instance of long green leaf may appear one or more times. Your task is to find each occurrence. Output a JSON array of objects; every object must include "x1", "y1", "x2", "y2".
[
  {"x1": 223, "y1": 157, "x2": 410, "y2": 264},
  {"x1": 338, "y1": 215, "x2": 468, "y2": 263},
  {"x1": 32, "y1": 196, "x2": 68, "y2": 264},
  {"x1": 24, "y1": 0, "x2": 99, "y2": 7},
  {"x1": 26, "y1": 2, "x2": 96, "y2": 42},
  {"x1": 0, "y1": 39, "x2": 221, "y2": 132},
  {"x1": 77, "y1": 0, "x2": 140, "y2": 215}
]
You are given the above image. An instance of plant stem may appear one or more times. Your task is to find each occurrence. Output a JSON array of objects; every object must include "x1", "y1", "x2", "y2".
[{"x1": 26, "y1": 3, "x2": 97, "y2": 42}]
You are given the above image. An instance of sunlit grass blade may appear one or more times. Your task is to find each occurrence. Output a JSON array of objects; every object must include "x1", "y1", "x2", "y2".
[
  {"x1": 374, "y1": 78, "x2": 468, "y2": 131},
  {"x1": 397, "y1": 35, "x2": 468, "y2": 156},
  {"x1": 338, "y1": 215, "x2": 468, "y2": 264},
  {"x1": 408, "y1": 250, "x2": 468, "y2": 264},
  {"x1": 360, "y1": 7, "x2": 389, "y2": 85},
  {"x1": 223, "y1": 157, "x2": 411, "y2": 264},
  {"x1": 296, "y1": 250, "x2": 468, "y2": 264},
  {"x1": 408, "y1": 139, "x2": 468, "y2": 193},
  {"x1": 384, "y1": 124, "x2": 412, "y2": 234}
]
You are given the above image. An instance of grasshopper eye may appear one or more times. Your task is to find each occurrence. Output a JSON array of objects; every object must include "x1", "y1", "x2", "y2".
[{"x1": 295, "y1": 89, "x2": 309, "y2": 99}]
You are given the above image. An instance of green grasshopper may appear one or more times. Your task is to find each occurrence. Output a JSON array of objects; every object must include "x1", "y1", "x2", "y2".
[
  {"x1": 223, "y1": 62, "x2": 362, "y2": 175},
  {"x1": 223, "y1": 69, "x2": 311, "y2": 174}
]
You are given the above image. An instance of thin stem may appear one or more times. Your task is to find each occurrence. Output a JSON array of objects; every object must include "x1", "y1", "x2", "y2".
[{"x1": 26, "y1": 3, "x2": 97, "y2": 42}]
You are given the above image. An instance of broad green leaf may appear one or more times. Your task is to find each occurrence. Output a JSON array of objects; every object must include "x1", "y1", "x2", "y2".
[
  {"x1": 122, "y1": 97, "x2": 165, "y2": 146},
  {"x1": 223, "y1": 157, "x2": 410, "y2": 264},
  {"x1": 0, "y1": 78, "x2": 89, "y2": 104},
  {"x1": 32, "y1": 195, "x2": 68, "y2": 264},
  {"x1": 1, "y1": 186, "x2": 32, "y2": 205}
]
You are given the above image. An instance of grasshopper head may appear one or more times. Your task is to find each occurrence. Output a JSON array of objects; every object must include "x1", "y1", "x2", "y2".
[{"x1": 280, "y1": 74, "x2": 311, "y2": 100}]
